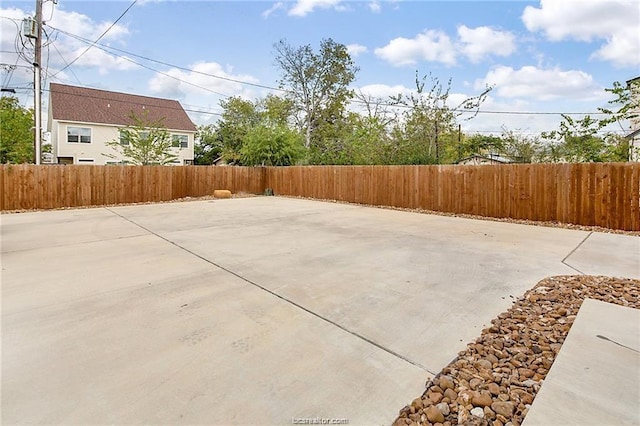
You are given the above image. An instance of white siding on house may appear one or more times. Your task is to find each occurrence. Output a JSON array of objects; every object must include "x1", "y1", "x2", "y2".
[{"x1": 51, "y1": 119, "x2": 195, "y2": 165}]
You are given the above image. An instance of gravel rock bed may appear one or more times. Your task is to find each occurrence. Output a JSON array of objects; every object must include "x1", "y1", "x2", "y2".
[{"x1": 393, "y1": 275, "x2": 640, "y2": 426}]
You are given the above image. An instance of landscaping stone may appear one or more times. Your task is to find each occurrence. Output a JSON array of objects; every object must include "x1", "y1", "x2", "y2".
[
  {"x1": 394, "y1": 275, "x2": 640, "y2": 425},
  {"x1": 426, "y1": 405, "x2": 445, "y2": 423},
  {"x1": 470, "y1": 407, "x2": 484, "y2": 418}
]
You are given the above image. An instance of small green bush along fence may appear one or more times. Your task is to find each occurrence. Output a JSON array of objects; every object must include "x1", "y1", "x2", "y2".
[{"x1": 1, "y1": 163, "x2": 638, "y2": 231}]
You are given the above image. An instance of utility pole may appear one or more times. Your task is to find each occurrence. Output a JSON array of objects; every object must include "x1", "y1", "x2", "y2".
[{"x1": 33, "y1": 0, "x2": 42, "y2": 164}]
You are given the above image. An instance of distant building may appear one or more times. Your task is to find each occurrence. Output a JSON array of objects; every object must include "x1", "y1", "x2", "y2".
[
  {"x1": 625, "y1": 76, "x2": 640, "y2": 161},
  {"x1": 456, "y1": 153, "x2": 512, "y2": 165},
  {"x1": 48, "y1": 83, "x2": 196, "y2": 165}
]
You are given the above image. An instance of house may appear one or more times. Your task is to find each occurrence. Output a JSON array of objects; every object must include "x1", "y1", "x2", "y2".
[
  {"x1": 212, "y1": 155, "x2": 228, "y2": 166},
  {"x1": 456, "y1": 153, "x2": 512, "y2": 165},
  {"x1": 47, "y1": 83, "x2": 196, "y2": 165},
  {"x1": 625, "y1": 76, "x2": 640, "y2": 161}
]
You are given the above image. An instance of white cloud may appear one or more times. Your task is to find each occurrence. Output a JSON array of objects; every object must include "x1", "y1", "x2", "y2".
[
  {"x1": 591, "y1": 25, "x2": 640, "y2": 66},
  {"x1": 368, "y1": 1, "x2": 381, "y2": 13},
  {"x1": 474, "y1": 65, "x2": 605, "y2": 102},
  {"x1": 262, "y1": 2, "x2": 285, "y2": 18},
  {"x1": 374, "y1": 30, "x2": 457, "y2": 66},
  {"x1": 346, "y1": 43, "x2": 368, "y2": 57},
  {"x1": 0, "y1": 6, "x2": 136, "y2": 79},
  {"x1": 148, "y1": 61, "x2": 260, "y2": 100},
  {"x1": 288, "y1": 0, "x2": 343, "y2": 17},
  {"x1": 457, "y1": 25, "x2": 516, "y2": 63},
  {"x1": 357, "y1": 83, "x2": 413, "y2": 99},
  {"x1": 522, "y1": 0, "x2": 639, "y2": 67},
  {"x1": 375, "y1": 26, "x2": 516, "y2": 67},
  {"x1": 0, "y1": 8, "x2": 27, "y2": 57},
  {"x1": 48, "y1": 9, "x2": 130, "y2": 45}
]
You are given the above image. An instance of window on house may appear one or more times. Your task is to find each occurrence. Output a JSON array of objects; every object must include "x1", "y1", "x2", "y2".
[
  {"x1": 77, "y1": 158, "x2": 94, "y2": 163},
  {"x1": 172, "y1": 134, "x2": 188, "y2": 148},
  {"x1": 119, "y1": 130, "x2": 129, "y2": 146},
  {"x1": 67, "y1": 127, "x2": 91, "y2": 143}
]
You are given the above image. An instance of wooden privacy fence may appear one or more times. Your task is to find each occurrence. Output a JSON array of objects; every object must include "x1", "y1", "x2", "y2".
[
  {"x1": 1, "y1": 163, "x2": 639, "y2": 231},
  {"x1": 0, "y1": 164, "x2": 264, "y2": 211},
  {"x1": 265, "y1": 163, "x2": 640, "y2": 231}
]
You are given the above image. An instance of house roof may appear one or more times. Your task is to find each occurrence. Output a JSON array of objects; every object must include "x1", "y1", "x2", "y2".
[
  {"x1": 456, "y1": 153, "x2": 512, "y2": 164},
  {"x1": 626, "y1": 76, "x2": 640, "y2": 86},
  {"x1": 49, "y1": 83, "x2": 196, "y2": 132},
  {"x1": 626, "y1": 128, "x2": 640, "y2": 139}
]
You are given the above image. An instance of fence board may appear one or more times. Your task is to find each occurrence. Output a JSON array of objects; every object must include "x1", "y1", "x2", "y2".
[{"x1": 1, "y1": 163, "x2": 638, "y2": 231}]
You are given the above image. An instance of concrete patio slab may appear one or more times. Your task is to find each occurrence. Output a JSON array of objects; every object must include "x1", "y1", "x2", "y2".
[
  {"x1": 523, "y1": 299, "x2": 640, "y2": 426},
  {"x1": 564, "y1": 231, "x2": 640, "y2": 278},
  {"x1": 2, "y1": 197, "x2": 638, "y2": 424}
]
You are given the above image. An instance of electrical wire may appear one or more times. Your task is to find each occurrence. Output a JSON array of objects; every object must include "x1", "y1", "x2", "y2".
[
  {"x1": 46, "y1": 26, "x2": 618, "y2": 118},
  {"x1": 48, "y1": 26, "x2": 290, "y2": 94},
  {"x1": 49, "y1": 0, "x2": 138, "y2": 78},
  {"x1": 49, "y1": 33, "x2": 82, "y2": 85},
  {"x1": 47, "y1": 26, "x2": 232, "y2": 98}
]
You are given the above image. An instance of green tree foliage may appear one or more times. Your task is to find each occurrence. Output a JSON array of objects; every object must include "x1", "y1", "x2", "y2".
[
  {"x1": 389, "y1": 73, "x2": 492, "y2": 164},
  {"x1": 194, "y1": 124, "x2": 223, "y2": 165},
  {"x1": 273, "y1": 38, "x2": 358, "y2": 148},
  {"x1": 0, "y1": 96, "x2": 34, "y2": 163},
  {"x1": 216, "y1": 97, "x2": 261, "y2": 164},
  {"x1": 540, "y1": 80, "x2": 638, "y2": 162},
  {"x1": 598, "y1": 79, "x2": 640, "y2": 128},
  {"x1": 500, "y1": 128, "x2": 542, "y2": 163},
  {"x1": 459, "y1": 134, "x2": 504, "y2": 159},
  {"x1": 104, "y1": 111, "x2": 177, "y2": 165},
  {"x1": 260, "y1": 94, "x2": 296, "y2": 127},
  {"x1": 214, "y1": 95, "x2": 305, "y2": 166},
  {"x1": 240, "y1": 124, "x2": 304, "y2": 166},
  {"x1": 542, "y1": 114, "x2": 629, "y2": 162}
]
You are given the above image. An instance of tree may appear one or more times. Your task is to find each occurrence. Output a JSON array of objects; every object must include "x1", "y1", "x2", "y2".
[
  {"x1": 194, "y1": 124, "x2": 223, "y2": 165},
  {"x1": 0, "y1": 96, "x2": 34, "y2": 163},
  {"x1": 541, "y1": 80, "x2": 639, "y2": 162},
  {"x1": 598, "y1": 79, "x2": 640, "y2": 130},
  {"x1": 459, "y1": 134, "x2": 504, "y2": 158},
  {"x1": 216, "y1": 97, "x2": 261, "y2": 164},
  {"x1": 501, "y1": 128, "x2": 542, "y2": 163},
  {"x1": 542, "y1": 114, "x2": 627, "y2": 162},
  {"x1": 390, "y1": 72, "x2": 491, "y2": 164},
  {"x1": 240, "y1": 124, "x2": 304, "y2": 166},
  {"x1": 259, "y1": 94, "x2": 296, "y2": 127},
  {"x1": 104, "y1": 111, "x2": 177, "y2": 165},
  {"x1": 273, "y1": 38, "x2": 358, "y2": 148}
]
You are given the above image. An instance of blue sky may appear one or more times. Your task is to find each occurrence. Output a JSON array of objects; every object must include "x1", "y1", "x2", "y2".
[{"x1": 1, "y1": 0, "x2": 639, "y2": 136}]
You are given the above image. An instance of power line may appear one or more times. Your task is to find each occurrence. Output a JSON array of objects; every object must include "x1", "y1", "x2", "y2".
[
  {"x1": 47, "y1": 26, "x2": 287, "y2": 94},
  {"x1": 49, "y1": 0, "x2": 137, "y2": 78},
  {"x1": 47, "y1": 27, "x2": 232, "y2": 98},
  {"x1": 44, "y1": 26, "x2": 619, "y2": 118}
]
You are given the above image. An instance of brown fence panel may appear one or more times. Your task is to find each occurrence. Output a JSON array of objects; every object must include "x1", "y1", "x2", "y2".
[
  {"x1": 261, "y1": 163, "x2": 639, "y2": 231},
  {"x1": 0, "y1": 165, "x2": 265, "y2": 211},
  {"x1": 2, "y1": 163, "x2": 638, "y2": 231}
]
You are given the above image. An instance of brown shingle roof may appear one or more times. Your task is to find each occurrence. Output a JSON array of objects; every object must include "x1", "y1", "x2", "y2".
[{"x1": 49, "y1": 83, "x2": 196, "y2": 132}]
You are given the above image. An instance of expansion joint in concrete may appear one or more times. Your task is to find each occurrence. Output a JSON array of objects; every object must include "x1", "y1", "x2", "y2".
[{"x1": 561, "y1": 231, "x2": 592, "y2": 275}]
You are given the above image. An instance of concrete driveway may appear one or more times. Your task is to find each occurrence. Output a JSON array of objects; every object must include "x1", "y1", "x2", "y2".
[{"x1": 2, "y1": 197, "x2": 638, "y2": 425}]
